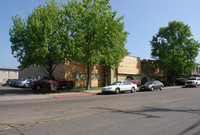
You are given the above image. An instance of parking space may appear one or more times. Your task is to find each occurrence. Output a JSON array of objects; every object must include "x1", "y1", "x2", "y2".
[{"x1": 0, "y1": 85, "x2": 33, "y2": 96}]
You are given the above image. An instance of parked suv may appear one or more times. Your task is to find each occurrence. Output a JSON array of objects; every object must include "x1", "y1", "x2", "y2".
[{"x1": 185, "y1": 77, "x2": 200, "y2": 87}]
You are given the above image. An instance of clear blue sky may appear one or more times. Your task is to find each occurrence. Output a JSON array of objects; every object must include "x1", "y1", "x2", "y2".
[{"x1": 1, "y1": 0, "x2": 200, "y2": 69}]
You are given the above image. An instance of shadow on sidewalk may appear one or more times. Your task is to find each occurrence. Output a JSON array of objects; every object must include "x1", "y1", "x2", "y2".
[{"x1": 0, "y1": 86, "x2": 67, "y2": 95}]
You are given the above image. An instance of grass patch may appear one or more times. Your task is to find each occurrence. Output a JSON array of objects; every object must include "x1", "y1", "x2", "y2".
[{"x1": 70, "y1": 87, "x2": 102, "y2": 92}]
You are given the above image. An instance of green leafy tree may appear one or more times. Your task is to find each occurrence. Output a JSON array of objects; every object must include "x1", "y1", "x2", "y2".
[
  {"x1": 10, "y1": 0, "x2": 71, "y2": 79},
  {"x1": 150, "y1": 21, "x2": 200, "y2": 85},
  {"x1": 64, "y1": 0, "x2": 129, "y2": 89}
]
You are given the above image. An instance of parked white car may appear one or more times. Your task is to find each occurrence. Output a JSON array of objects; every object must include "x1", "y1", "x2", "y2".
[
  {"x1": 185, "y1": 77, "x2": 200, "y2": 87},
  {"x1": 102, "y1": 81, "x2": 137, "y2": 94}
]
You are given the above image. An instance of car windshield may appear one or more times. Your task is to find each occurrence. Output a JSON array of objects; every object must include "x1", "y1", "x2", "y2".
[
  {"x1": 111, "y1": 82, "x2": 121, "y2": 86},
  {"x1": 189, "y1": 78, "x2": 197, "y2": 80},
  {"x1": 144, "y1": 81, "x2": 153, "y2": 86}
]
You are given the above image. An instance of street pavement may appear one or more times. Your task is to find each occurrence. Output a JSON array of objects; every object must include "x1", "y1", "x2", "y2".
[
  {"x1": 1, "y1": 86, "x2": 199, "y2": 135},
  {"x1": 0, "y1": 85, "x2": 183, "y2": 101}
]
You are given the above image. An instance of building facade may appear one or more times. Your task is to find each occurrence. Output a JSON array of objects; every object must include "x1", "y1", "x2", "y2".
[
  {"x1": 0, "y1": 68, "x2": 18, "y2": 83},
  {"x1": 19, "y1": 62, "x2": 104, "y2": 88},
  {"x1": 18, "y1": 56, "x2": 167, "y2": 87},
  {"x1": 109, "y1": 56, "x2": 166, "y2": 85},
  {"x1": 191, "y1": 63, "x2": 200, "y2": 77},
  {"x1": 18, "y1": 63, "x2": 65, "y2": 80}
]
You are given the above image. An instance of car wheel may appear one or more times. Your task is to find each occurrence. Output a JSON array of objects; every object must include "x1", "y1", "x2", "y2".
[
  {"x1": 195, "y1": 83, "x2": 198, "y2": 87},
  {"x1": 115, "y1": 88, "x2": 120, "y2": 94},
  {"x1": 62, "y1": 86, "x2": 68, "y2": 90},
  {"x1": 151, "y1": 87, "x2": 154, "y2": 91},
  {"x1": 131, "y1": 87, "x2": 135, "y2": 93},
  {"x1": 160, "y1": 86, "x2": 163, "y2": 90},
  {"x1": 102, "y1": 91, "x2": 106, "y2": 95}
]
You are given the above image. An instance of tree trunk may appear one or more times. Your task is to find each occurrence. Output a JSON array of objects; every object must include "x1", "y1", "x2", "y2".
[
  {"x1": 167, "y1": 70, "x2": 176, "y2": 86},
  {"x1": 171, "y1": 73, "x2": 176, "y2": 86},
  {"x1": 86, "y1": 66, "x2": 91, "y2": 90},
  {"x1": 104, "y1": 66, "x2": 108, "y2": 86},
  {"x1": 48, "y1": 59, "x2": 54, "y2": 80}
]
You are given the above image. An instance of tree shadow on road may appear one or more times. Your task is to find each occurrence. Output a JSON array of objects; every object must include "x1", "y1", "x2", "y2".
[{"x1": 95, "y1": 106, "x2": 200, "y2": 135}]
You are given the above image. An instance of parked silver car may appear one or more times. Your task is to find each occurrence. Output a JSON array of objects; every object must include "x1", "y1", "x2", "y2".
[
  {"x1": 17, "y1": 79, "x2": 32, "y2": 87},
  {"x1": 140, "y1": 80, "x2": 164, "y2": 91}
]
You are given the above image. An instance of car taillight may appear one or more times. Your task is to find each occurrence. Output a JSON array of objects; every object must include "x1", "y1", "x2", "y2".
[{"x1": 32, "y1": 82, "x2": 37, "y2": 84}]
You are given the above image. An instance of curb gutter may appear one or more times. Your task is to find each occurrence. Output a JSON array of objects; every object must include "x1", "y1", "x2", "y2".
[{"x1": 53, "y1": 92, "x2": 101, "y2": 98}]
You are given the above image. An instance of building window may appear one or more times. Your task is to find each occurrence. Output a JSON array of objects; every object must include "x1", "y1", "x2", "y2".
[
  {"x1": 91, "y1": 74, "x2": 101, "y2": 79},
  {"x1": 38, "y1": 76, "x2": 41, "y2": 79},
  {"x1": 141, "y1": 62, "x2": 148, "y2": 74},
  {"x1": 72, "y1": 73, "x2": 101, "y2": 80},
  {"x1": 72, "y1": 73, "x2": 80, "y2": 79},
  {"x1": 94, "y1": 74, "x2": 101, "y2": 80},
  {"x1": 80, "y1": 73, "x2": 87, "y2": 79}
]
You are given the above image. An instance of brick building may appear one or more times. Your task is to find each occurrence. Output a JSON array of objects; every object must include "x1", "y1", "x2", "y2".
[{"x1": 19, "y1": 62, "x2": 104, "y2": 88}]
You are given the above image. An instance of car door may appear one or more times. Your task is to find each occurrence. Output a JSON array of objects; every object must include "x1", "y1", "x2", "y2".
[
  {"x1": 198, "y1": 79, "x2": 200, "y2": 85},
  {"x1": 154, "y1": 81, "x2": 159, "y2": 89},
  {"x1": 126, "y1": 81, "x2": 133, "y2": 91},
  {"x1": 120, "y1": 81, "x2": 127, "y2": 91}
]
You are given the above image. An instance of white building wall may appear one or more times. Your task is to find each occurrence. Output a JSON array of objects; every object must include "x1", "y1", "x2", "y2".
[{"x1": 0, "y1": 69, "x2": 18, "y2": 83}]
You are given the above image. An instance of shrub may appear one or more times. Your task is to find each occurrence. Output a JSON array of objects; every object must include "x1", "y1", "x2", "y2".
[
  {"x1": 40, "y1": 80, "x2": 58, "y2": 91},
  {"x1": 129, "y1": 80, "x2": 141, "y2": 86},
  {"x1": 175, "y1": 78, "x2": 187, "y2": 85},
  {"x1": 58, "y1": 80, "x2": 75, "y2": 90}
]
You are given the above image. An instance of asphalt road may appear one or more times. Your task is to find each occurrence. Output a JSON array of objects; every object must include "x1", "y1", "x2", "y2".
[
  {"x1": 0, "y1": 85, "x2": 33, "y2": 95},
  {"x1": 0, "y1": 87, "x2": 200, "y2": 135}
]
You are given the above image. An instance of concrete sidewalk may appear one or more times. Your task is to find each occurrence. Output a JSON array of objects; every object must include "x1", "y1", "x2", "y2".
[
  {"x1": 0, "y1": 90, "x2": 102, "y2": 101},
  {"x1": 0, "y1": 86, "x2": 183, "y2": 101}
]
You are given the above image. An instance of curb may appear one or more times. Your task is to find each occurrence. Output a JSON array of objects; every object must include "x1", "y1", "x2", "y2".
[
  {"x1": 0, "y1": 86, "x2": 183, "y2": 101},
  {"x1": 53, "y1": 92, "x2": 101, "y2": 98}
]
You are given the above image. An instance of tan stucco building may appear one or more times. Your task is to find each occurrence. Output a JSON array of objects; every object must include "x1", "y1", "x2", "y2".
[{"x1": 108, "y1": 56, "x2": 166, "y2": 85}]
